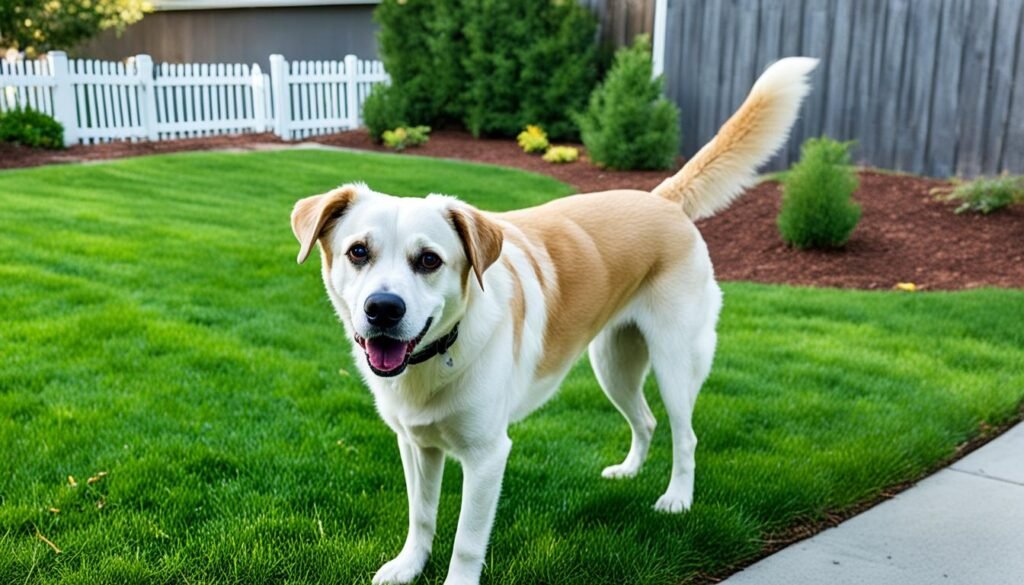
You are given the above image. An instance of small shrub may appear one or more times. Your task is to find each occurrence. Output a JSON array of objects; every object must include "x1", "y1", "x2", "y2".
[
  {"x1": 0, "y1": 107, "x2": 64, "y2": 149},
  {"x1": 382, "y1": 126, "x2": 430, "y2": 151},
  {"x1": 576, "y1": 36, "x2": 679, "y2": 170},
  {"x1": 932, "y1": 175, "x2": 1024, "y2": 214},
  {"x1": 517, "y1": 125, "x2": 549, "y2": 154},
  {"x1": 542, "y1": 145, "x2": 579, "y2": 164},
  {"x1": 777, "y1": 137, "x2": 861, "y2": 249},
  {"x1": 362, "y1": 84, "x2": 408, "y2": 141}
]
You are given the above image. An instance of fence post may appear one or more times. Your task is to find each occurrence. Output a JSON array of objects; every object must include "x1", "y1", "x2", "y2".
[
  {"x1": 134, "y1": 54, "x2": 159, "y2": 141},
  {"x1": 344, "y1": 54, "x2": 359, "y2": 128},
  {"x1": 47, "y1": 51, "x2": 78, "y2": 146},
  {"x1": 269, "y1": 54, "x2": 291, "y2": 139},
  {"x1": 251, "y1": 63, "x2": 267, "y2": 133}
]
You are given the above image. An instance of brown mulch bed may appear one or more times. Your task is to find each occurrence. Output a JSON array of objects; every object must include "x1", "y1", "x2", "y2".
[
  {"x1": 315, "y1": 128, "x2": 674, "y2": 194},
  {"x1": 3, "y1": 128, "x2": 1022, "y2": 290},
  {"x1": 701, "y1": 172, "x2": 1024, "y2": 290},
  {"x1": 317, "y1": 129, "x2": 1024, "y2": 291}
]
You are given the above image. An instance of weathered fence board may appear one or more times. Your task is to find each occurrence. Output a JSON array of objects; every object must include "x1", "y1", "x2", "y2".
[
  {"x1": 663, "y1": 0, "x2": 1024, "y2": 177},
  {"x1": 986, "y1": 0, "x2": 1024, "y2": 175},
  {"x1": 1005, "y1": 3, "x2": 1024, "y2": 173}
]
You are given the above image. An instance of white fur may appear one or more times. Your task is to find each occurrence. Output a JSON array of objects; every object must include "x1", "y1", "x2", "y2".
[
  {"x1": 296, "y1": 57, "x2": 816, "y2": 585},
  {"x1": 652, "y1": 57, "x2": 819, "y2": 220}
]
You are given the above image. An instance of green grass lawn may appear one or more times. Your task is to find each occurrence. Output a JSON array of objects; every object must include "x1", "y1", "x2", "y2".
[{"x1": 1, "y1": 150, "x2": 1022, "y2": 584}]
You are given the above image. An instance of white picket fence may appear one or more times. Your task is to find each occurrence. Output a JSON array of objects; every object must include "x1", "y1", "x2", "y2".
[
  {"x1": 0, "y1": 51, "x2": 388, "y2": 146},
  {"x1": 271, "y1": 54, "x2": 388, "y2": 140}
]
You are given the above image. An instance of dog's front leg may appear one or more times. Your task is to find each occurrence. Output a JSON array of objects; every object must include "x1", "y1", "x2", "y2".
[
  {"x1": 373, "y1": 437, "x2": 445, "y2": 585},
  {"x1": 444, "y1": 435, "x2": 512, "y2": 585}
]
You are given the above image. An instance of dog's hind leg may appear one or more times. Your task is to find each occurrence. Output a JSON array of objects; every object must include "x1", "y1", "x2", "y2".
[
  {"x1": 589, "y1": 323, "x2": 655, "y2": 479},
  {"x1": 638, "y1": 278, "x2": 721, "y2": 513}
]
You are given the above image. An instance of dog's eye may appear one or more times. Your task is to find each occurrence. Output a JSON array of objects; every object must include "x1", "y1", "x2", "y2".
[
  {"x1": 416, "y1": 251, "x2": 442, "y2": 272},
  {"x1": 347, "y1": 243, "x2": 369, "y2": 265}
]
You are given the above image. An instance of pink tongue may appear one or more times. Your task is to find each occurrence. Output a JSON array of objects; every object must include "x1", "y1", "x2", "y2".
[{"x1": 365, "y1": 337, "x2": 410, "y2": 371}]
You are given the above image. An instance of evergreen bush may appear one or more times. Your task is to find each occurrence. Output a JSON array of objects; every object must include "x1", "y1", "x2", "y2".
[
  {"x1": 777, "y1": 137, "x2": 862, "y2": 249},
  {"x1": 374, "y1": 0, "x2": 442, "y2": 125},
  {"x1": 576, "y1": 36, "x2": 679, "y2": 170},
  {"x1": 0, "y1": 107, "x2": 64, "y2": 149},
  {"x1": 373, "y1": 0, "x2": 597, "y2": 140}
]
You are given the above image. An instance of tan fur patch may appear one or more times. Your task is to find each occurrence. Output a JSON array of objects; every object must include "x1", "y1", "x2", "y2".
[
  {"x1": 292, "y1": 186, "x2": 357, "y2": 264},
  {"x1": 499, "y1": 190, "x2": 696, "y2": 378},
  {"x1": 500, "y1": 227, "x2": 547, "y2": 292},
  {"x1": 319, "y1": 237, "x2": 334, "y2": 272},
  {"x1": 501, "y1": 256, "x2": 526, "y2": 361},
  {"x1": 450, "y1": 206, "x2": 504, "y2": 289}
]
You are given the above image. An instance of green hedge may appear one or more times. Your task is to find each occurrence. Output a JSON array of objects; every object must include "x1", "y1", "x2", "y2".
[
  {"x1": 0, "y1": 107, "x2": 64, "y2": 149},
  {"x1": 374, "y1": 0, "x2": 597, "y2": 140}
]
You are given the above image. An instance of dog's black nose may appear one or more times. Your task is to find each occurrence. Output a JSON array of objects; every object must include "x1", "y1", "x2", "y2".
[{"x1": 364, "y1": 293, "x2": 406, "y2": 328}]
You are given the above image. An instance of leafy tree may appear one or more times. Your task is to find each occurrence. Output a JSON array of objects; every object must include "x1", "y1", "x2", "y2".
[{"x1": 0, "y1": 0, "x2": 150, "y2": 57}]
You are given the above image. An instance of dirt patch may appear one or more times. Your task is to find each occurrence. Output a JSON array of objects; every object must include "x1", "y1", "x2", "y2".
[
  {"x1": 315, "y1": 128, "x2": 675, "y2": 194},
  {"x1": 699, "y1": 172, "x2": 1024, "y2": 291},
  {"x1": 316, "y1": 129, "x2": 1024, "y2": 291},
  {"x1": 0, "y1": 133, "x2": 285, "y2": 170},
  {"x1": 4, "y1": 129, "x2": 1022, "y2": 290}
]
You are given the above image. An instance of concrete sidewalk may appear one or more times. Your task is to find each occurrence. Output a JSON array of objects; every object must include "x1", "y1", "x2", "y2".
[{"x1": 722, "y1": 423, "x2": 1024, "y2": 585}]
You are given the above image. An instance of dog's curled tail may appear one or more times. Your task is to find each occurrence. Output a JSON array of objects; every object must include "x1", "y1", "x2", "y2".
[{"x1": 652, "y1": 57, "x2": 819, "y2": 221}]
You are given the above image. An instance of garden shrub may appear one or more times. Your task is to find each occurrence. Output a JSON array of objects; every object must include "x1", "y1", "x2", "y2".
[
  {"x1": 362, "y1": 84, "x2": 408, "y2": 141},
  {"x1": 463, "y1": 0, "x2": 597, "y2": 140},
  {"x1": 517, "y1": 125, "x2": 549, "y2": 154},
  {"x1": 374, "y1": 0, "x2": 597, "y2": 140},
  {"x1": 777, "y1": 137, "x2": 862, "y2": 249},
  {"x1": 0, "y1": 107, "x2": 64, "y2": 149},
  {"x1": 542, "y1": 145, "x2": 579, "y2": 164},
  {"x1": 423, "y1": 0, "x2": 469, "y2": 123},
  {"x1": 933, "y1": 174, "x2": 1024, "y2": 214},
  {"x1": 374, "y1": 0, "x2": 445, "y2": 125},
  {"x1": 576, "y1": 36, "x2": 679, "y2": 170},
  {"x1": 382, "y1": 126, "x2": 430, "y2": 151}
]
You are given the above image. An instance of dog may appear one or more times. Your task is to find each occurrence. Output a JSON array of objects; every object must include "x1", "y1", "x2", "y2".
[{"x1": 290, "y1": 57, "x2": 817, "y2": 585}]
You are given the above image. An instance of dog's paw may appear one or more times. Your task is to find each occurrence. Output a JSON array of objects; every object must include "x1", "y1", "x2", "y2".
[
  {"x1": 601, "y1": 462, "x2": 640, "y2": 479},
  {"x1": 372, "y1": 552, "x2": 427, "y2": 585},
  {"x1": 653, "y1": 491, "x2": 692, "y2": 514}
]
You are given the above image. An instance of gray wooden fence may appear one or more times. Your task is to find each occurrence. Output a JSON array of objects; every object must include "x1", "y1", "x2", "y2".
[{"x1": 663, "y1": 0, "x2": 1024, "y2": 177}]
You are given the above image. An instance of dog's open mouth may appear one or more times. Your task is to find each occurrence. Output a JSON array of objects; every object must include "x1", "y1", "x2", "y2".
[{"x1": 354, "y1": 318, "x2": 432, "y2": 377}]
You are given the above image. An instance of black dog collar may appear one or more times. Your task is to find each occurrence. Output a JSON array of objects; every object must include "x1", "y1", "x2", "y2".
[{"x1": 408, "y1": 322, "x2": 460, "y2": 366}]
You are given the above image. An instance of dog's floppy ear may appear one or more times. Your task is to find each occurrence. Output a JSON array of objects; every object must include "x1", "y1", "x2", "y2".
[
  {"x1": 448, "y1": 205, "x2": 503, "y2": 290},
  {"x1": 291, "y1": 186, "x2": 357, "y2": 264}
]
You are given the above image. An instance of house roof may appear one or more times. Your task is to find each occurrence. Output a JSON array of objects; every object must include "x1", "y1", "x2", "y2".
[{"x1": 151, "y1": 0, "x2": 379, "y2": 10}]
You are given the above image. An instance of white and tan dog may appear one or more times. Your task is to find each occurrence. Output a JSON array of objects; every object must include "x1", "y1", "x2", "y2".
[{"x1": 291, "y1": 58, "x2": 817, "y2": 585}]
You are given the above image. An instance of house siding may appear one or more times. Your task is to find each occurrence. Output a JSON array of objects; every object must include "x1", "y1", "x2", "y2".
[{"x1": 77, "y1": 4, "x2": 379, "y2": 68}]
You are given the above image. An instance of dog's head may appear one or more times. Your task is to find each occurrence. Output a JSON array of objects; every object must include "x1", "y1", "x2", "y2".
[{"x1": 291, "y1": 184, "x2": 503, "y2": 377}]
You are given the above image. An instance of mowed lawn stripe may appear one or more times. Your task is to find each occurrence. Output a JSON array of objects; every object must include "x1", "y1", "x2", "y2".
[{"x1": 1, "y1": 150, "x2": 1022, "y2": 584}]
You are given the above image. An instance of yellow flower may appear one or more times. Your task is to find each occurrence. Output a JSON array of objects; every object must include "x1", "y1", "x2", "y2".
[
  {"x1": 517, "y1": 125, "x2": 549, "y2": 154},
  {"x1": 543, "y1": 146, "x2": 579, "y2": 164},
  {"x1": 895, "y1": 282, "x2": 917, "y2": 292}
]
